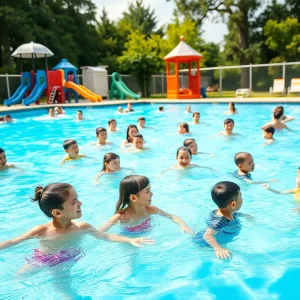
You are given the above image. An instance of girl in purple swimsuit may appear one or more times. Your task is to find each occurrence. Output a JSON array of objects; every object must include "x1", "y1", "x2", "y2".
[
  {"x1": 0, "y1": 183, "x2": 154, "y2": 268},
  {"x1": 99, "y1": 175, "x2": 194, "y2": 234}
]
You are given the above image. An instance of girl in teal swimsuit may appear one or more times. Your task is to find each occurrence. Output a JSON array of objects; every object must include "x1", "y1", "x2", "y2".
[{"x1": 99, "y1": 175, "x2": 194, "y2": 234}]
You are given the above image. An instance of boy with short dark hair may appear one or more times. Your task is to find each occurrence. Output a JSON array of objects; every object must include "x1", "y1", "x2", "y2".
[
  {"x1": 202, "y1": 181, "x2": 251, "y2": 259},
  {"x1": 233, "y1": 152, "x2": 277, "y2": 184},
  {"x1": 158, "y1": 106, "x2": 164, "y2": 112},
  {"x1": 60, "y1": 139, "x2": 88, "y2": 165},
  {"x1": 0, "y1": 148, "x2": 17, "y2": 171},
  {"x1": 108, "y1": 119, "x2": 117, "y2": 132},
  {"x1": 76, "y1": 110, "x2": 83, "y2": 121},
  {"x1": 95, "y1": 127, "x2": 112, "y2": 146},
  {"x1": 262, "y1": 126, "x2": 275, "y2": 145},
  {"x1": 138, "y1": 117, "x2": 146, "y2": 129},
  {"x1": 192, "y1": 112, "x2": 200, "y2": 124},
  {"x1": 217, "y1": 118, "x2": 239, "y2": 136}
]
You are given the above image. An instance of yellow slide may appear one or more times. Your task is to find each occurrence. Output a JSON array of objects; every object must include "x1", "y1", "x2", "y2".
[{"x1": 65, "y1": 81, "x2": 102, "y2": 102}]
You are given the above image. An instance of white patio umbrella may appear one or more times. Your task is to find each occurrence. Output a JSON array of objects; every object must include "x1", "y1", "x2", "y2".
[{"x1": 11, "y1": 41, "x2": 54, "y2": 71}]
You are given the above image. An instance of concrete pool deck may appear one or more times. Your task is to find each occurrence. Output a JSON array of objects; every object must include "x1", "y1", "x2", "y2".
[{"x1": 1, "y1": 97, "x2": 300, "y2": 112}]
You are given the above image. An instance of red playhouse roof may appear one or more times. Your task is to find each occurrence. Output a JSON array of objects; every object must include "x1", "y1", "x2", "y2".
[{"x1": 164, "y1": 36, "x2": 202, "y2": 60}]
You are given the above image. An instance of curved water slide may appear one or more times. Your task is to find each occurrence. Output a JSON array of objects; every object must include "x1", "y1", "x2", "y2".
[
  {"x1": 65, "y1": 81, "x2": 102, "y2": 102},
  {"x1": 23, "y1": 82, "x2": 47, "y2": 106}
]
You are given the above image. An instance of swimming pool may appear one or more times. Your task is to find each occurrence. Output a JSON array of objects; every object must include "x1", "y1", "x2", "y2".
[{"x1": 0, "y1": 103, "x2": 300, "y2": 299}]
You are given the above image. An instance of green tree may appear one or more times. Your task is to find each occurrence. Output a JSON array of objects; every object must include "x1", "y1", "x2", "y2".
[
  {"x1": 264, "y1": 17, "x2": 300, "y2": 62},
  {"x1": 97, "y1": 8, "x2": 123, "y2": 73},
  {"x1": 168, "y1": 0, "x2": 261, "y2": 87},
  {"x1": 118, "y1": 0, "x2": 164, "y2": 37},
  {"x1": 118, "y1": 31, "x2": 164, "y2": 96}
]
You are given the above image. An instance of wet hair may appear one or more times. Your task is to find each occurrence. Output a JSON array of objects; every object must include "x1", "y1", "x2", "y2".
[
  {"x1": 31, "y1": 183, "x2": 73, "y2": 218},
  {"x1": 211, "y1": 181, "x2": 240, "y2": 208},
  {"x1": 115, "y1": 175, "x2": 150, "y2": 213},
  {"x1": 5, "y1": 114, "x2": 11, "y2": 119},
  {"x1": 183, "y1": 138, "x2": 195, "y2": 147},
  {"x1": 275, "y1": 106, "x2": 284, "y2": 113},
  {"x1": 63, "y1": 139, "x2": 77, "y2": 150},
  {"x1": 126, "y1": 124, "x2": 139, "y2": 142},
  {"x1": 108, "y1": 119, "x2": 116, "y2": 125},
  {"x1": 224, "y1": 118, "x2": 234, "y2": 125},
  {"x1": 102, "y1": 152, "x2": 120, "y2": 171},
  {"x1": 0, "y1": 148, "x2": 4, "y2": 154},
  {"x1": 192, "y1": 112, "x2": 200, "y2": 117},
  {"x1": 176, "y1": 146, "x2": 192, "y2": 158},
  {"x1": 234, "y1": 152, "x2": 251, "y2": 166},
  {"x1": 77, "y1": 110, "x2": 83, "y2": 114},
  {"x1": 138, "y1": 117, "x2": 146, "y2": 121},
  {"x1": 134, "y1": 133, "x2": 144, "y2": 140},
  {"x1": 179, "y1": 122, "x2": 189, "y2": 133},
  {"x1": 229, "y1": 102, "x2": 236, "y2": 112},
  {"x1": 264, "y1": 126, "x2": 275, "y2": 135},
  {"x1": 273, "y1": 110, "x2": 283, "y2": 119},
  {"x1": 96, "y1": 127, "x2": 107, "y2": 136},
  {"x1": 159, "y1": 106, "x2": 164, "y2": 111}
]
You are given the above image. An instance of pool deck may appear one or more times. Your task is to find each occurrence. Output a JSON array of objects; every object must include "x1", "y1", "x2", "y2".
[{"x1": 1, "y1": 97, "x2": 300, "y2": 112}]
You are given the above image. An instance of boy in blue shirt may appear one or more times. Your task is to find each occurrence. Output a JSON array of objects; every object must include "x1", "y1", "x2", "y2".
[
  {"x1": 202, "y1": 181, "x2": 252, "y2": 259},
  {"x1": 233, "y1": 152, "x2": 277, "y2": 184}
]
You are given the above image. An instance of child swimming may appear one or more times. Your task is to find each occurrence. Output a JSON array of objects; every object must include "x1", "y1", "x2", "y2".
[
  {"x1": 124, "y1": 102, "x2": 134, "y2": 113},
  {"x1": 122, "y1": 124, "x2": 139, "y2": 147},
  {"x1": 185, "y1": 105, "x2": 192, "y2": 113},
  {"x1": 54, "y1": 106, "x2": 66, "y2": 116},
  {"x1": 95, "y1": 127, "x2": 112, "y2": 146},
  {"x1": 200, "y1": 181, "x2": 252, "y2": 259},
  {"x1": 225, "y1": 102, "x2": 237, "y2": 114},
  {"x1": 128, "y1": 134, "x2": 149, "y2": 151},
  {"x1": 217, "y1": 118, "x2": 239, "y2": 136},
  {"x1": 192, "y1": 112, "x2": 201, "y2": 124},
  {"x1": 178, "y1": 122, "x2": 190, "y2": 134},
  {"x1": 0, "y1": 148, "x2": 17, "y2": 171},
  {"x1": 99, "y1": 175, "x2": 193, "y2": 234},
  {"x1": 138, "y1": 117, "x2": 146, "y2": 129},
  {"x1": 0, "y1": 183, "x2": 154, "y2": 266},
  {"x1": 108, "y1": 119, "x2": 117, "y2": 132},
  {"x1": 233, "y1": 152, "x2": 277, "y2": 184},
  {"x1": 117, "y1": 106, "x2": 123, "y2": 113},
  {"x1": 60, "y1": 139, "x2": 90, "y2": 165},
  {"x1": 262, "y1": 126, "x2": 275, "y2": 145},
  {"x1": 158, "y1": 106, "x2": 164, "y2": 112},
  {"x1": 183, "y1": 139, "x2": 213, "y2": 156},
  {"x1": 94, "y1": 153, "x2": 133, "y2": 185},
  {"x1": 76, "y1": 110, "x2": 83, "y2": 121},
  {"x1": 262, "y1": 168, "x2": 300, "y2": 200}
]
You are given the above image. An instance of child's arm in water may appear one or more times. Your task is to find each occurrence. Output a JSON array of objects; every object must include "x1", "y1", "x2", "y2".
[
  {"x1": 262, "y1": 184, "x2": 296, "y2": 194},
  {"x1": 283, "y1": 123, "x2": 292, "y2": 131},
  {"x1": 0, "y1": 225, "x2": 43, "y2": 250},
  {"x1": 94, "y1": 171, "x2": 105, "y2": 185},
  {"x1": 282, "y1": 116, "x2": 294, "y2": 123},
  {"x1": 203, "y1": 228, "x2": 231, "y2": 259},
  {"x1": 60, "y1": 157, "x2": 68, "y2": 165},
  {"x1": 80, "y1": 222, "x2": 154, "y2": 247},
  {"x1": 149, "y1": 206, "x2": 194, "y2": 234},
  {"x1": 244, "y1": 178, "x2": 278, "y2": 185}
]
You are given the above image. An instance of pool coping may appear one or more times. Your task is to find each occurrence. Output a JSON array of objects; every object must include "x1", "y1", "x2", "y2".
[{"x1": 1, "y1": 97, "x2": 300, "y2": 113}]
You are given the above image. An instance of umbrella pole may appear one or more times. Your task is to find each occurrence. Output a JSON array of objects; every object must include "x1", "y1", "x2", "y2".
[
  {"x1": 20, "y1": 54, "x2": 23, "y2": 73},
  {"x1": 45, "y1": 54, "x2": 48, "y2": 70},
  {"x1": 32, "y1": 53, "x2": 35, "y2": 72}
]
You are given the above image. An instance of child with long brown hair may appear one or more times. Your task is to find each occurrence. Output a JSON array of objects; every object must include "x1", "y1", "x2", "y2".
[
  {"x1": 94, "y1": 153, "x2": 133, "y2": 185},
  {"x1": 99, "y1": 175, "x2": 194, "y2": 234}
]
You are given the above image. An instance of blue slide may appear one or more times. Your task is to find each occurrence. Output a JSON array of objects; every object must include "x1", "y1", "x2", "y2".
[
  {"x1": 22, "y1": 70, "x2": 47, "y2": 106},
  {"x1": 4, "y1": 72, "x2": 32, "y2": 106}
]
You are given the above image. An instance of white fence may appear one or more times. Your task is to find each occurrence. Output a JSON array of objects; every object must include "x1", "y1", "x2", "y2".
[{"x1": 1, "y1": 61, "x2": 300, "y2": 100}]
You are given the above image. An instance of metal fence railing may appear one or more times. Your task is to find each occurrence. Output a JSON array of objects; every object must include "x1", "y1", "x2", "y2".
[{"x1": 1, "y1": 62, "x2": 300, "y2": 103}]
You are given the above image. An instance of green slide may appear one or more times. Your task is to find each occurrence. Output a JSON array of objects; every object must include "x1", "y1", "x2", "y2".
[{"x1": 109, "y1": 72, "x2": 141, "y2": 100}]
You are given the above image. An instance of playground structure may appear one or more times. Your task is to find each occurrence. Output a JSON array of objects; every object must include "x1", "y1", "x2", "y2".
[
  {"x1": 164, "y1": 36, "x2": 202, "y2": 99},
  {"x1": 4, "y1": 43, "x2": 102, "y2": 106},
  {"x1": 109, "y1": 72, "x2": 141, "y2": 100}
]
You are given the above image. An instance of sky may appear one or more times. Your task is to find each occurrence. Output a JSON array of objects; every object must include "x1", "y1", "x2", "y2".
[{"x1": 93, "y1": 0, "x2": 228, "y2": 45}]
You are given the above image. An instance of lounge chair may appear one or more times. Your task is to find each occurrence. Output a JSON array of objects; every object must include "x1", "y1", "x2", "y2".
[
  {"x1": 288, "y1": 78, "x2": 300, "y2": 95},
  {"x1": 269, "y1": 79, "x2": 285, "y2": 95}
]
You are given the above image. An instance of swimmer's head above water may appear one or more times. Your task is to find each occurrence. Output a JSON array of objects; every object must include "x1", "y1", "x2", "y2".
[
  {"x1": 101, "y1": 152, "x2": 120, "y2": 172},
  {"x1": 176, "y1": 146, "x2": 192, "y2": 168}
]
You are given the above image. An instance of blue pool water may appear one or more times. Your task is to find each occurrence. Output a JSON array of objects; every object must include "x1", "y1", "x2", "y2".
[{"x1": 0, "y1": 103, "x2": 300, "y2": 299}]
